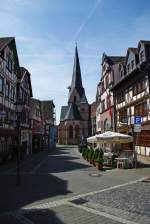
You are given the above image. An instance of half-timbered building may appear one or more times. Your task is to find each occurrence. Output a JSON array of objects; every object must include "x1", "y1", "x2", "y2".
[
  {"x1": 111, "y1": 40, "x2": 150, "y2": 158},
  {"x1": 19, "y1": 67, "x2": 33, "y2": 156},
  {"x1": 96, "y1": 53, "x2": 125, "y2": 133},
  {"x1": 0, "y1": 37, "x2": 20, "y2": 162}
]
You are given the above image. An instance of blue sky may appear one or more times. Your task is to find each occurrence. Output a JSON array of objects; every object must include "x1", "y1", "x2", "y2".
[{"x1": 0, "y1": 0, "x2": 150, "y2": 124}]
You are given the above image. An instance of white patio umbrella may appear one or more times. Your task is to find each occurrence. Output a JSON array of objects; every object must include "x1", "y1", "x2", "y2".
[
  {"x1": 87, "y1": 135, "x2": 97, "y2": 143},
  {"x1": 96, "y1": 131, "x2": 133, "y2": 143}
]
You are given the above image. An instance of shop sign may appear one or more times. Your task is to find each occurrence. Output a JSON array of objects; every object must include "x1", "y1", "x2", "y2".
[{"x1": 134, "y1": 124, "x2": 141, "y2": 132}]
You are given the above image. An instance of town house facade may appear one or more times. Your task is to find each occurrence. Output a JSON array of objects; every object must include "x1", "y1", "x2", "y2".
[
  {"x1": 19, "y1": 67, "x2": 33, "y2": 156},
  {"x1": 0, "y1": 37, "x2": 20, "y2": 162},
  {"x1": 96, "y1": 53, "x2": 125, "y2": 133},
  {"x1": 111, "y1": 40, "x2": 150, "y2": 158}
]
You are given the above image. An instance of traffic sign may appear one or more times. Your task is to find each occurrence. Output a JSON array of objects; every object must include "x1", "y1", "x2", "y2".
[
  {"x1": 134, "y1": 116, "x2": 141, "y2": 125},
  {"x1": 134, "y1": 124, "x2": 141, "y2": 132}
]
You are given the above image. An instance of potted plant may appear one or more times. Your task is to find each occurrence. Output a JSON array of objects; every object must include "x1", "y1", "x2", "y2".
[
  {"x1": 89, "y1": 148, "x2": 94, "y2": 164},
  {"x1": 92, "y1": 149, "x2": 99, "y2": 166},
  {"x1": 95, "y1": 156, "x2": 104, "y2": 170}
]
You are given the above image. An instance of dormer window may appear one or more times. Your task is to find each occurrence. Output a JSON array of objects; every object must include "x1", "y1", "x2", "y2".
[
  {"x1": 6, "y1": 53, "x2": 13, "y2": 73},
  {"x1": 103, "y1": 64, "x2": 106, "y2": 72},
  {"x1": 140, "y1": 50, "x2": 144, "y2": 62},
  {"x1": 131, "y1": 60, "x2": 134, "y2": 70},
  {"x1": 120, "y1": 70, "x2": 124, "y2": 78},
  {"x1": 127, "y1": 64, "x2": 130, "y2": 73},
  {"x1": 0, "y1": 76, "x2": 4, "y2": 93}
]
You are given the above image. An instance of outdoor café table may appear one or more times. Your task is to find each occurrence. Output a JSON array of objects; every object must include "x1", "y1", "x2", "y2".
[{"x1": 115, "y1": 158, "x2": 129, "y2": 169}]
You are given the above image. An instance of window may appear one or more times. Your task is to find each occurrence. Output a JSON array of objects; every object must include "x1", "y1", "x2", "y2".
[
  {"x1": 120, "y1": 70, "x2": 124, "y2": 78},
  {"x1": 133, "y1": 80, "x2": 146, "y2": 95},
  {"x1": 106, "y1": 95, "x2": 111, "y2": 109},
  {"x1": 74, "y1": 96, "x2": 76, "y2": 103},
  {"x1": 10, "y1": 86, "x2": 15, "y2": 101},
  {"x1": 117, "y1": 92, "x2": 125, "y2": 103},
  {"x1": 6, "y1": 54, "x2": 13, "y2": 72},
  {"x1": 75, "y1": 125, "x2": 80, "y2": 138},
  {"x1": 140, "y1": 50, "x2": 144, "y2": 62},
  {"x1": 69, "y1": 125, "x2": 73, "y2": 138},
  {"x1": 36, "y1": 109, "x2": 41, "y2": 117},
  {"x1": 134, "y1": 102, "x2": 147, "y2": 116},
  {"x1": 137, "y1": 131, "x2": 150, "y2": 147},
  {"x1": 101, "y1": 100, "x2": 105, "y2": 113},
  {"x1": 105, "y1": 75, "x2": 109, "y2": 88},
  {"x1": 127, "y1": 64, "x2": 130, "y2": 73},
  {"x1": 101, "y1": 81, "x2": 105, "y2": 93},
  {"x1": 131, "y1": 60, "x2": 134, "y2": 70},
  {"x1": 0, "y1": 76, "x2": 4, "y2": 93},
  {"x1": 5, "y1": 82, "x2": 9, "y2": 98},
  {"x1": 119, "y1": 109, "x2": 127, "y2": 123}
]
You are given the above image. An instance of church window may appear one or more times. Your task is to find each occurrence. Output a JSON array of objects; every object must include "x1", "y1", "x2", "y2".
[
  {"x1": 69, "y1": 125, "x2": 73, "y2": 138},
  {"x1": 75, "y1": 125, "x2": 80, "y2": 138},
  {"x1": 74, "y1": 96, "x2": 76, "y2": 103}
]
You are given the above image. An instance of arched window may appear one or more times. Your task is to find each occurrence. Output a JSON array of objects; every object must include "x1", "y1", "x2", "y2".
[
  {"x1": 69, "y1": 125, "x2": 73, "y2": 138},
  {"x1": 75, "y1": 125, "x2": 80, "y2": 138}
]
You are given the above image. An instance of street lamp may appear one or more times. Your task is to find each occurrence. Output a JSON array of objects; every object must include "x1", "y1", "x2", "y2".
[{"x1": 16, "y1": 97, "x2": 24, "y2": 186}]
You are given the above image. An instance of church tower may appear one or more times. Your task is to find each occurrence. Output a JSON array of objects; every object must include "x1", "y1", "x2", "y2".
[{"x1": 58, "y1": 45, "x2": 89, "y2": 145}]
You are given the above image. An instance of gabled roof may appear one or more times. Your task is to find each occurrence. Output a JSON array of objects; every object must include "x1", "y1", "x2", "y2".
[
  {"x1": 126, "y1": 47, "x2": 139, "y2": 64},
  {"x1": 102, "y1": 53, "x2": 125, "y2": 65},
  {"x1": 41, "y1": 100, "x2": 55, "y2": 121},
  {"x1": 0, "y1": 37, "x2": 14, "y2": 51},
  {"x1": 0, "y1": 37, "x2": 20, "y2": 77},
  {"x1": 139, "y1": 40, "x2": 150, "y2": 45},
  {"x1": 138, "y1": 40, "x2": 150, "y2": 50},
  {"x1": 68, "y1": 45, "x2": 84, "y2": 99},
  {"x1": 60, "y1": 106, "x2": 69, "y2": 121},
  {"x1": 41, "y1": 100, "x2": 55, "y2": 108},
  {"x1": 20, "y1": 67, "x2": 33, "y2": 97},
  {"x1": 80, "y1": 89, "x2": 88, "y2": 104},
  {"x1": 128, "y1": 48, "x2": 138, "y2": 54},
  {"x1": 64, "y1": 103, "x2": 82, "y2": 121}
]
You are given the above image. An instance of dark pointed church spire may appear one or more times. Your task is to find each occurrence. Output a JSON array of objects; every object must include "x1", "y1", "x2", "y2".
[{"x1": 70, "y1": 44, "x2": 83, "y2": 96}]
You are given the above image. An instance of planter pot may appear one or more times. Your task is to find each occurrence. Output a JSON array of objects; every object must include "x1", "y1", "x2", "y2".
[
  {"x1": 92, "y1": 160, "x2": 95, "y2": 166},
  {"x1": 95, "y1": 162, "x2": 103, "y2": 170}
]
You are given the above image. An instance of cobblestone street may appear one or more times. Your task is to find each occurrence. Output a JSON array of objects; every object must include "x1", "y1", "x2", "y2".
[{"x1": 0, "y1": 145, "x2": 149, "y2": 223}]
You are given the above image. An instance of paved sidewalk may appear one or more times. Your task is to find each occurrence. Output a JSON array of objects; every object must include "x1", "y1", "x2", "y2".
[
  {"x1": 0, "y1": 176, "x2": 149, "y2": 224},
  {"x1": 0, "y1": 146, "x2": 149, "y2": 223}
]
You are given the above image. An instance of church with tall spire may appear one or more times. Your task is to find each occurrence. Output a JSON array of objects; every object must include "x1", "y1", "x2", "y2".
[{"x1": 58, "y1": 45, "x2": 90, "y2": 145}]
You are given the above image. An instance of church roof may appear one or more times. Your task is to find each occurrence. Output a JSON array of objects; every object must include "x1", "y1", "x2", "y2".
[
  {"x1": 64, "y1": 103, "x2": 82, "y2": 121},
  {"x1": 60, "y1": 106, "x2": 69, "y2": 121},
  {"x1": 69, "y1": 45, "x2": 84, "y2": 99},
  {"x1": 80, "y1": 89, "x2": 88, "y2": 104}
]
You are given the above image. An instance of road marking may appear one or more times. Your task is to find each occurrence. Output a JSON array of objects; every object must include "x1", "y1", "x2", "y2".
[
  {"x1": 68, "y1": 202, "x2": 139, "y2": 224},
  {"x1": 30, "y1": 157, "x2": 49, "y2": 175}
]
